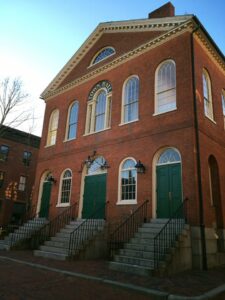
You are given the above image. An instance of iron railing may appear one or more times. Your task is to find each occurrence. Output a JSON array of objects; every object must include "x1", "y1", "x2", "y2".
[
  {"x1": 109, "y1": 199, "x2": 149, "y2": 257},
  {"x1": 153, "y1": 198, "x2": 188, "y2": 269},
  {"x1": 68, "y1": 201, "x2": 108, "y2": 257},
  {"x1": 30, "y1": 202, "x2": 77, "y2": 249}
]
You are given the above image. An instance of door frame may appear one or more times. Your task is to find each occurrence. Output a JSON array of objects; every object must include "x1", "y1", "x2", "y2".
[
  {"x1": 37, "y1": 170, "x2": 52, "y2": 216},
  {"x1": 152, "y1": 147, "x2": 183, "y2": 219}
]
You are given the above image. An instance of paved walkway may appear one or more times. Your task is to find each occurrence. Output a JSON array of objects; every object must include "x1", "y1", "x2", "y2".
[{"x1": 0, "y1": 250, "x2": 225, "y2": 299}]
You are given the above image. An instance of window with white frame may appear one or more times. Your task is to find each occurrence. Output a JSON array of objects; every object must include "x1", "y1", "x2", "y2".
[
  {"x1": 222, "y1": 90, "x2": 225, "y2": 128},
  {"x1": 122, "y1": 76, "x2": 139, "y2": 123},
  {"x1": 118, "y1": 158, "x2": 137, "y2": 204},
  {"x1": 155, "y1": 60, "x2": 176, "y2": 114},
  {"x1": 203, "y1": 69, "x2": 214, "y2": 120},
  {"x1": 58, "y1": 170, "x2": 72, "y2": 205},
  {"x1": 85, "y1": 81, "x2": 112, "y2": 134},
  {"x1": 18, "y1": 176, "x2": 26, "y2": 191},
  {"x1": 91, "y1": 47, "x2": 115, "y2": 66},
  {"x1": 46, "y1": 109, "x2": 59, "y2": 146},
  {"x1": 66, "y1": 101, "x2": 79, "y2": 140}
]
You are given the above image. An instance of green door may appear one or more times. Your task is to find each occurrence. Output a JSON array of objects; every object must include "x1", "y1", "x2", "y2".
[
  {"x1": 39, "y1": 181, "x2": 52, "y2": 218},
  {"x1": 82, "y1": 173, "x2": 106, "y2": 219},
  {"x1": 156, "y1": 163, "x2": 182, "y2": 218}
]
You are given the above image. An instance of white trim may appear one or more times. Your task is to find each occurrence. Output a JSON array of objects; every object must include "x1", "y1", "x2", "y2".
[
  {"x1": 57, "y1": 168, "x2": 72, "y2": 207},
  {"x1": 119, "y1": 119, "x2": 139, "y2": 126},
  {"x1": 83, "y1": 127, "x2": 111, "y2": 136},
  {"x1": 117, "y1": 157, "x2": 137, "y2": 205},
  {"x1": 152, "y1": 107, "x2": 177, "y2": 116},
  {"x1": 89, "y1": 46, "x2": 116, "y2": 67},
  {"x1": 154, "y1": 59, "x2": 176, "y2": 115},
  {"x1": 205, "y1": 115, "x2": 217, "y2": 124},
  {"x1": 203, "y1": 68, "x2": 214, "y2": 121}
]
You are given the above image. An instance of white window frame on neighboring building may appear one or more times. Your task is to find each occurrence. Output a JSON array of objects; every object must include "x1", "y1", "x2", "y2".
[
  {"x1": 57, "y1": 169, "x2": 72, "y2": 207},
  {"x1": 154, "y1": 59, "x2": 176, "y2": 115},
  {"x1": 46, "y1": 109, "x2": 59, "y2": 146},
  {"x1": 117, "y1": 157, "x2": 137, "y2": 205},
  {"x1": 121, "y1": 75, "x2": 139, "y2": 125},
  {"x1": 18, "y1": 176, "x2": 26, "y2": 191},
  {"x1": 65, "y1": 101, "x2": 79, "y2": 141},
  {"x1": 203, "y1": 68, "x2": 214, "y2": 121}
]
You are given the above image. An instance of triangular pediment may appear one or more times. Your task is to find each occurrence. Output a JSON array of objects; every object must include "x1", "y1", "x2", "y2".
[{"x1": 41, "y1": 15, "x2": 193, "y2": 99}]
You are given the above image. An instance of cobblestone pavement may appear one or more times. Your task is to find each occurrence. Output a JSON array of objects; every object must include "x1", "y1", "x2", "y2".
[{"x1": 1, "y1": 250, "x2": 225, "y2": 298}]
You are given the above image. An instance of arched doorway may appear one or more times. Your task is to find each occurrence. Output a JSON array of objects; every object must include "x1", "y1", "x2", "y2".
[
  {"x1": 209, "y1": 156, "x2": 223, "y2": 229},
  {"x1": 39, "y1": 172, "x2": 53, "y2": 218},
  {"x1": 156, "y1": 148, "x2": 182, "y2": 218},
  {"x1": 82, "y1": 156, "x2": 107, "y2": 219}
]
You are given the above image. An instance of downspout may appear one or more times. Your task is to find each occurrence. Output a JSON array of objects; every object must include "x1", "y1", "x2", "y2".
[{"x1": 190, "y1": 24, "x2": 207, "y2": 270}]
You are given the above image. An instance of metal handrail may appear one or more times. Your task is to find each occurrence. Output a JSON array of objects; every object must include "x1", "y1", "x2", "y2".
[
  {"x1": 68, "y1": 201, "x2": 108, "y2": 257},
  {"x1": 109, "y1": 199, "x2": 149, "y2": 257},
  {"x1": 153, "y1": 198, "x2": 188, "y2": 269},
  {"x1": 30, "y1": 202, "x2": 77, "y2": 249}
]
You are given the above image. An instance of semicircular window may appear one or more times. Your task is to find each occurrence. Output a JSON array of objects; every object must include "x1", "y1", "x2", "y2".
[
  {"x1": 157, "y1": 148, "x2": 181, "y2": 165},
  {"x1": 92, "y1": 47, "x2": 115, "y2": 65},
  {"x1": 88, "y1": 156, "x2": 106, "y2": 175}
]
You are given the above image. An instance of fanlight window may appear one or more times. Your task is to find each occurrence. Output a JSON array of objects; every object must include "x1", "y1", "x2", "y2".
[
  {"x1": 155, "y1": 60, "x2": 176, "y2": 114},
  {"x1": 88, "y1": 156, "x2": 106, "y2": 175},
  {"x1": 60, "y1": 170, "x2": 72, "y2": 204},
  {"x1": 157, "y1": 148, "x2": 181, "y2": 165},
  {"x1": 92, "y1": 47, "x2": 115, "y2": 65},
  {"x1": 123, "y1": 76, "x2": 139, "y2": 123},
  {"x1": 203, "y1": 69, "x2": 214, "y2": 120},
  {"x1": 120, "y1": 159, "x2": 137, "y2": 202}
]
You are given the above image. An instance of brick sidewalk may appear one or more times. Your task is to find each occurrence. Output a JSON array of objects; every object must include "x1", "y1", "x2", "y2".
[{"x1": 1, "y1": 250, "x2": 225, "y2": 297}]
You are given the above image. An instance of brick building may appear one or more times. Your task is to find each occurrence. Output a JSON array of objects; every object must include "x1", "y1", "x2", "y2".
[
  {"x1": 33, "y1": 3, "x2": 225, "y2": 270},
  {"x1": 0, "y1": 126, "x2": 40, "y2": 226}
]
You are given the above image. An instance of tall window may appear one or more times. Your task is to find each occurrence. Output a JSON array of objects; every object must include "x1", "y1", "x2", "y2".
[
  {"x1": 18, "y1": 176, "x2": 26, "y2": 191},
  {"x1": 23, "y1": 151, "x2": 32, "y2": 166},
  {"x1": 85, "y1": 81, "x2": 112, "y2": 134},
  {"x1": 46, "y1": 109, "x2": 59, "y2": 146},
  {"x1": 58, "y1": 169, "x2": 72, "y2": 206},
  {"x1": 222, "y1": 90, "x2": 225, "y2": 129},
  {"x1": 66, "y1": 101, "x2": 79, "y2": 140},
  {"x1": 0, "y1": 145, "x2": 9, "y2": 162},
  {"x1": 155, "y1": 60, "x2": 176, "y2": 114},
  {"x1": 118, "y1": 158, "x2": 137, "y2": 204},
  {"x1": 122, "y1": 76, "x2": 139, "y2": 123},
  {"x1": 203, "y1": 69, "x2": 214, "y2": 120}
]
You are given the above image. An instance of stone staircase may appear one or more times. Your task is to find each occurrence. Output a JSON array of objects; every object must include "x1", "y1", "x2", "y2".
[
  {"x1": 34, "y1": 219, "x2": 105, "y2": 260},
  {"x1": 109, "y1": 218, "x2": 188, "y2": 276},
  {"x1": 0, "y1": 218, "x2": 48, "y2": 250}
]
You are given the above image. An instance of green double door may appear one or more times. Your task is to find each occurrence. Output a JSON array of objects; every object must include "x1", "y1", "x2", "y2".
[
  {"x1": 156, "y1": 163, "x2": 182, "y2": 218},
  {"x1": 39, "y1": 181, "x2": 52, "y2": 218},
  {"x1": 82, "y1": 174, "x2": 106, "y2": 219}
]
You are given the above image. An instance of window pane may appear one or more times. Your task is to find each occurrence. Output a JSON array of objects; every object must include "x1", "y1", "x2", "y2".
[
  {"x1": 121, "y1": 159, "x2": 137, "y2": 201},
  {"x1": 95, "y1": 91, "x2": 106, "y2": 131},
  {"x1": 158, "y1": 148, "x2": 181, "y2": 165},
  {"x1": 124, "y1": 77, "x2": 139, "y2": 122},
  {"x1": 67, "y1": 102, "x2": 79, "y2": 139}
]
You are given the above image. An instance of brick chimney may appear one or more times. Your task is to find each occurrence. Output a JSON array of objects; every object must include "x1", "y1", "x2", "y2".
[{"x1": 148, "y1": 2, "x2": 175, "y2": 19}]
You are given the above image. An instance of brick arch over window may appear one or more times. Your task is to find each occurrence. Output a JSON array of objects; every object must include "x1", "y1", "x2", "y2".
[{"x1": 155, "y1": 59, "x2": 176, "y2": 114}]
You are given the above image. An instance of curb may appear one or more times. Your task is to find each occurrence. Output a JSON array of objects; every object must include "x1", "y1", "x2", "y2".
[{"x1": 0, "y1": 255, "x2": 225, "y2": 300}]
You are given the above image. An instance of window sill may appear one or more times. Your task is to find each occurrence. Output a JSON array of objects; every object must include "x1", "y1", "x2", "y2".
[
  {"x1": 83, "y1": 127, "x2": 111, "y2": 136},
  {"x1": 119, "y1": 119, "x2": 139, "y2": 126},
  {"x1": 45, "y1": 144, "x2": 56, "y2": 148},
  {"x1": 56, "y1": 203, "x2": 70, "y2": 208},
  {"x1": 63, "y1": 137, "x2": 77, "y2": 143},
  {"x1": 153, "y1": 108, "x2": 177, "y2": 116},
  {"x1": 205, "y1": 115, "x2": 216, "y2": 124},
  {"x1": 116, "y1": 200, "x2": 137, "y2": 205}
]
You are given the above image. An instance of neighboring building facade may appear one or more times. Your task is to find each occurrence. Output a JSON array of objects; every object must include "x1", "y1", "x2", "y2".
[
  {"x1": 0, "y1": 126, "x2": 40, "y2": 225},
  {"x1": 33, "y1": 3, "x2": 225, "y2": 269}
]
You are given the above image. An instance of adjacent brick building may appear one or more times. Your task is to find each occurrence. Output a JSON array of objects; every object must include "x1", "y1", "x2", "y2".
[
  {"x1": 33, "y1": 3, "x2": 225, "y2": 269},
  {"x1": 0, "y1": 126, "x2": 40, "y2": 226}
]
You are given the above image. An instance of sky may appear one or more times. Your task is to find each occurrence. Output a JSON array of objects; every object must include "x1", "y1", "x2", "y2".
[{"x1": 0, "y1": 0, "x2": 224, "y2": 136}]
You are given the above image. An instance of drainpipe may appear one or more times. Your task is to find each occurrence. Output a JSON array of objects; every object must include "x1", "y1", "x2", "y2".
[{"x1": 190, "y1": 23, "x2": 207, "y2": 270}]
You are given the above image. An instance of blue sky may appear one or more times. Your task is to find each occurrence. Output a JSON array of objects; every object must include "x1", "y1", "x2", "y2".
[{"x1": 0, "y1": 0, "x2": 224, "y2": 135}]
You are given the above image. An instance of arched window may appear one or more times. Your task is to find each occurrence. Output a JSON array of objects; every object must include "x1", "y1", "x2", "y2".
[
  {"x1": 58, "y1": 169, "x2": 72, "y2": 206},
  {"x1": 46, "y1": 109, "x2": 59, "y2": 146},
  {"x1": 155, "y1": 60, "x2": 176, "y2": 114},
  {"x1": 122, "y1": 76, "x2": 139, "y2": 123},
  {"x1": 85, "y1": 81, "x2": 112, "y2": 134},
  {"x1": 91, "y1": 47, "x2": 115, "y2": 65},
  {"x1": 221, "y1": 90, "x2": 225, "y2": 129},
  {"x1": 66, "y1": 101, "x2": 79, "y2": 140},
  {"x1": 118, "y1": 158, "x2": 137, "y2": 204},
  {"x1": 203, "y1": 69, "x2": 214, "y2": 120}
]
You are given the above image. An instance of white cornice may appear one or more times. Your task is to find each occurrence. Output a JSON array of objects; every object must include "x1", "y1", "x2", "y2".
[{"x1": 41, "y1": 16, "x2": 193, "y2": 99}]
